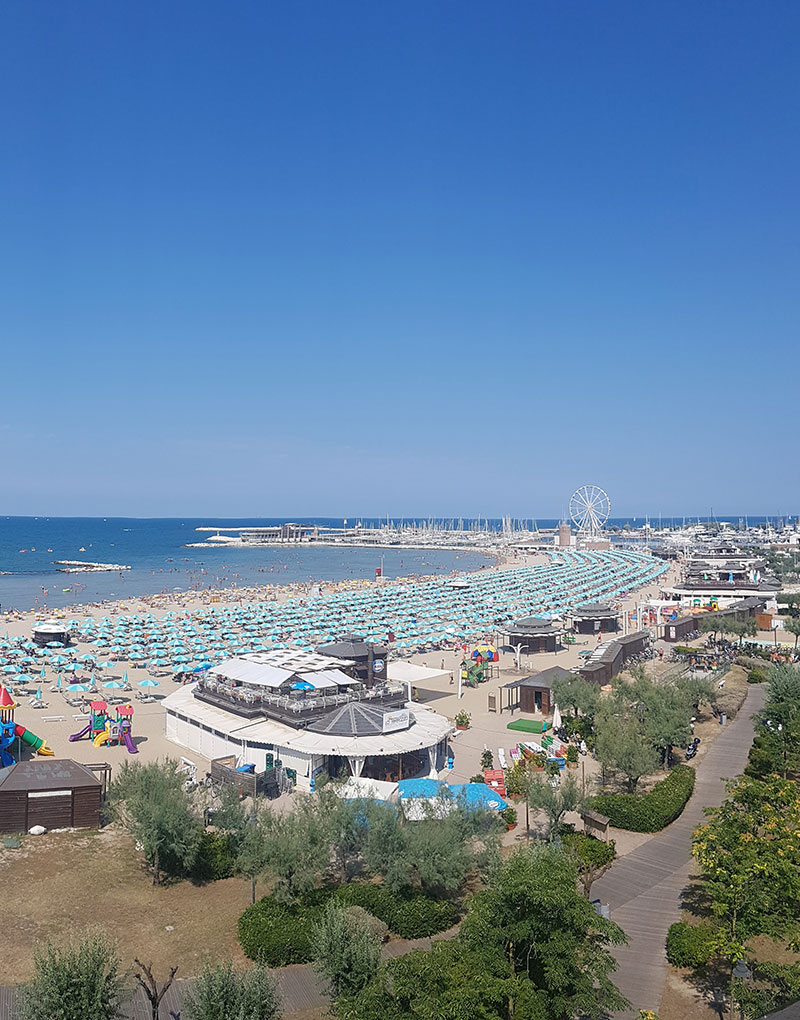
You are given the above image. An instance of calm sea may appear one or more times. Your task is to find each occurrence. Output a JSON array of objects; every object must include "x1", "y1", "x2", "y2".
[
  {"x1": 0, "y1": 514, "x2": 782, "y2": 613},
  {"x1": 0, "y1": 518, "x2": 494, "y2": 612}
]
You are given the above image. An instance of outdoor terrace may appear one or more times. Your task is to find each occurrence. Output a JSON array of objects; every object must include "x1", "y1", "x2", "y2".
[{"x1": 193, "y1": 679, "x2": 409, "y2": 726}]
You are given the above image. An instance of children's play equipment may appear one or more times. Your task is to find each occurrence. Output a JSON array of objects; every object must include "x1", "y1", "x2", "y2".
[
  {"x1": 0, "y1": 686, "x2": 54, "y2": 767},
  {"x1": 69, "y1": 700, "x2": 138, "y2": 754},
  {"x1": 460, "y1": 643, "x2": 501, "y2": 688}
]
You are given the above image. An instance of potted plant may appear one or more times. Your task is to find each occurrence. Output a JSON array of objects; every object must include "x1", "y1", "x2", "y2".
[
  {"x1": 454, "y1": 710, "x2": 471, "y2": 731},
  {"x1": 480, "y1": 749, "x2": 494, "y2": 770},
  {"x1": 500, "y1": 806, "x2": 518, "y2": 831},
  {"x1": 531, "y1": 751, "x2": 546, "y2": 771},
  {"x1": 566, "y1": 744, "x2": 579, "y2": 768}
]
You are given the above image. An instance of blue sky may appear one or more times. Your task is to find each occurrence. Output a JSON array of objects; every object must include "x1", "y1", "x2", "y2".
[{"x1": 1, "y1": 2, "x2": 798, "y2": 519}]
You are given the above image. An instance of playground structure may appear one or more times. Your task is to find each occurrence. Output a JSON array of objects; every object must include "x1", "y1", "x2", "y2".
[
  {"x1": 0, "y1": 686, "x2": 54, "y2": 767},
  {"x1": 69, "y1": 701, "x2": 138, "y2": 754},
  {"x1": 460, "y1": 643, "x2": 500, "y2": 687}
]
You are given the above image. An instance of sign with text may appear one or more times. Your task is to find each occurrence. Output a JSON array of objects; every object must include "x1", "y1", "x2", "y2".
[{"x1": 382, "y1": 710, "x2": 409, "y2": 733}]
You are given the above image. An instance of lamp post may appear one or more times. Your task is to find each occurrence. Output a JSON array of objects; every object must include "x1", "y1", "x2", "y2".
[{"x1": 731, "y1": 959, "x2": 752, "y2": 1020}]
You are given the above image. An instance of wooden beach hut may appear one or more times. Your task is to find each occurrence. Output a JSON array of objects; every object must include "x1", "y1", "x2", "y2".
[{"x1": 0, "y1": 759, "x2": 102, "y2": 834}]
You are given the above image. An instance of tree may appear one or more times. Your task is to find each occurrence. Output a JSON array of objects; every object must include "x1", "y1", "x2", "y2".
[
  {"x1": 639, "y1": 684, "x2": 692, "y2": 765},
  {"x1": 700, "y1": 615, "x2": 725, "y2": 642},
  {"x1": 732, "y1": 960, "x2": 800, "y2": 1020},
  {"x1": 109, "y1": 759, "x2": 203, "y2": 885},
  {"x1": 133, "y1": 960, "x2": 178, "y2": 1020},
  {"x1": 753, "y1": 664, "x2": 800, "y2": 778},
  {"x1": 675, "y1": 673, "x2": 716, "y2": 714},
  {"x1": 506, "y1": 759, "x2": 540, "y2": 833},
  {"x1": 184, "y1": 960, "x2": 281, "y2": 1020},
  {"x1": 561, "y1": 832, "x2": 616, "y2": 899},
  {"x1": 784, "y1": 617, "x2": 800, "y2": 649},
  {"x1": 262, "y1": 794, "x2": 329, "y2": 903},
  {"x1": 311, "y1": 900, "x2": 382, "y2": 998},
  {"x1": 692, "y1": 775, "x2": 800, "y2": 955},
  {"x1": 361, "y1": 801, "x2": 413, "y2": 891},
  {"x1": 461, "y1": 844, "x2": 629, "y2": 1020},
  {"x1": 19, "y1": 931, "x2": 128, "y2": 1020},
  {"x1": 316, "y1": 786, "x2": 372, "y2": 884},
  {"x1": 551, "y1": 674, "x2": 599, "y2": 720},
  {"x1": 337, "y1": 941, "x2": 529, "y2": 1020},
  {"x1": 236, "y1": 807, "x2": 275, "y2": 905},
  {"x1": 594, "y1": 709, "x2": 659, "y2": 793},
  {"x1": 527, "y1": 773, "x2": 585, "y2": 840}
]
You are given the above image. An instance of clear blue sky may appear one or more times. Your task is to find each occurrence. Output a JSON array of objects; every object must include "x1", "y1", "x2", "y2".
[{"x1": 1, "y1": 2, "x2": 798, "y2": 519}]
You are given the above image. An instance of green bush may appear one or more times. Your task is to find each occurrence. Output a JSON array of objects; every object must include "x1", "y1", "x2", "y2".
[
  {"x1": 190, "y1": 831, "x2": 237, "y2": 882},
  {"x1": 239, "y1": 884, "x2": 458, "y2": 962},
  {"x1": 590, "y1": 765, "x2": 695, "y2": 833},
  {"x1": 665, "y1": 921, "x2": 717, "y2": 968},
  {"x1": 238, "y1": 897, "x2": 324, "y2": 965},
  {"x1": 748, "y1": 668, "x2": 767, "y2": 684},
  {"x1": 332, "y1": 884, "x2": 458, "y2": 939}
]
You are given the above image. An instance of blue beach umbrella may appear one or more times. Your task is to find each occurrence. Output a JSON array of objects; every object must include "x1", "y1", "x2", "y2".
[
  {"x1": 67, "y1": 683, "x2": 90, "y2": 693},
  {"x1": 139, "y1": 678, "x2": 160, "y2": 687},
  {"x1": 103, "y1": 680, "x2": 125, "y2": 690}
]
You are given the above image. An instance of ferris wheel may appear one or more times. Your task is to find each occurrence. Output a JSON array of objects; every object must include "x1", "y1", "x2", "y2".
[{"x1": 569, "y1": 485, "x2": 611, "y2": 534}]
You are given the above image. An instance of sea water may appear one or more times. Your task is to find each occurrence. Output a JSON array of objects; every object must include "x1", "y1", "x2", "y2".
[{"x1": 0, "y1": 517, "x2": 492, "y2": 611}]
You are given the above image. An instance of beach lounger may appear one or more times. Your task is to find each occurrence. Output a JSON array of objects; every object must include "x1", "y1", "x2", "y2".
[{"x1": 498, "y1": 748, "x2": 507, "y2": 770}]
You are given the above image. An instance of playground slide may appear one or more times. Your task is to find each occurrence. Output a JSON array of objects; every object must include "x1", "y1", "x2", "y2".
[
  {"x1": 69, "y1": 724, "x2": 91, "y2": 742},
  {"x1": 93, "y1": 732, "x2": 109, "y2": 748},
  {"x1": 122, "y1": 731, "x2": 138, "y2": 755}
]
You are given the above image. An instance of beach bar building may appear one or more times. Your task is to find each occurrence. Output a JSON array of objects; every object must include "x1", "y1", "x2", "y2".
[
  {"x1": 163, "y1": 651, "x2": 451, "y2": 791},
  {"x1": 570, "y1": 602, "x2": 619, "y2": 635},
  {"x1": 497, "y1": 617, "x2": 564, "y2": 655},
  {"x1": 0, "y1": 759, "x2": 102, "y2": 834}
]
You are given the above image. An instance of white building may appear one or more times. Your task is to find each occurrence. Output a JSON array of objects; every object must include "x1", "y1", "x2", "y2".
[{"x1": 162, "y1": 651, "x2": 453, "y2": 791}]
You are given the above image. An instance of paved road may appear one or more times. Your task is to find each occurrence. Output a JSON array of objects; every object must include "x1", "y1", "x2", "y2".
[{"x1": 593, "y1": 684, "x2": 766, "y2": 1017}]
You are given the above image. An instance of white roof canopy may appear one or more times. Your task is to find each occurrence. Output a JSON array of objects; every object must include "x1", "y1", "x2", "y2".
[{"x1": 212, "y1": 659, "x2": 294, "y2": 688}]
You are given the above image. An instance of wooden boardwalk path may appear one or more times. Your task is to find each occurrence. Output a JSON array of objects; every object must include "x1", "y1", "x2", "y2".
[{"x1": 593, "y1": 684, "x2": 765, "y2": 1017}]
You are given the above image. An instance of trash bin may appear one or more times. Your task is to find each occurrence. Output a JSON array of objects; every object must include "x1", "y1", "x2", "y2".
[{"x1": 720, "y1": 713, "x2": 727, "y2": 726}]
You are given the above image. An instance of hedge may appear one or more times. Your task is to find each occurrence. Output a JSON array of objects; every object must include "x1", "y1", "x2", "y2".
[
  {"x1": 590, "y1": 765, "x2": 695, "y2": 833},
  {"x1": 238, "y1": 898, "x2": 324, "y2": 965},
  {"x1": 239, "y1": 884, "x2": 458, "y2": 964},
  {"x1": 665, "y1": 921, "x2": 717, "y2": 968}
]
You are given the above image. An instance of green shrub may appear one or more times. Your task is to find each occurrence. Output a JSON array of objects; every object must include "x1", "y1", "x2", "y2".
[
  {"x1": 665, "y1": 921, "x2": 717, "y2": 968},
  {"x1": 238, "y1": 898, "x2": 323, "y2": 965},
  {"x1": 331, "y1": 884, "x2": 458, "y2": 939},
  {"x1": 343, "y1": 905, "x2": 389, "y2": 943},
  {"x1": 239, "y1": 884, "x2": 458, "y2": 962},
  {"x1": 748, "y1": 668, "x2": 767, "y2": 684},
  {"x1": 590, "y1": 765, "x2": 695, "y2": 833},
  {"x1": 469, "y1": 774, "x2": 486, "y2": 784},
  {"x1": 566, "y1": 745, "x2": 579, "y2": 764},
  {"x1": 190, "y1": 831, "x2": 237, "y2": 882}
]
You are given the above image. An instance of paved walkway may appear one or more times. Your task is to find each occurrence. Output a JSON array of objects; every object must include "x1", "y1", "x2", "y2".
[{"x1": 592, "y1": 684, "x2": 765, "y2": 1017}]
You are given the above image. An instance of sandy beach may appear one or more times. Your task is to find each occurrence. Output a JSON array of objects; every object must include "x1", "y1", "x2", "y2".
[{"x1": 2, "y1": 551, "x2": 682, "y2": 788}]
